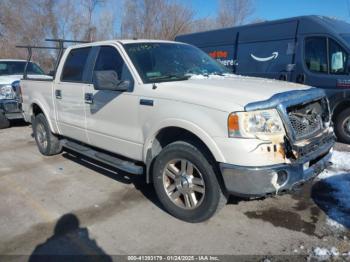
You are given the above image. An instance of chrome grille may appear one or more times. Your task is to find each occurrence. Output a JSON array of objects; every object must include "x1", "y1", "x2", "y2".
[
  {"x1": 287, "y1": 99, "x2": 326, "y2": 140},
  {"x1": 288, "y1": 113, "x2": 322, "y2": 139}
]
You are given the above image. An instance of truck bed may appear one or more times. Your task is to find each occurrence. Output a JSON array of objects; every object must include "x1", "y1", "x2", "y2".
[{"x1": 21, "y1": 79, "x2": 57, "y2": 129}]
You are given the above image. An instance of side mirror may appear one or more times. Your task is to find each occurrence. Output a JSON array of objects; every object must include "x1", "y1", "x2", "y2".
[{"x1": 93, "y1": 70, "x2": 130, "y2": 91}]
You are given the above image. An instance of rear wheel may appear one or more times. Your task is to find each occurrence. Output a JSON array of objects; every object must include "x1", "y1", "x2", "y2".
[
  {"x1": 152, "y1": 141, "x2": 226, "y2": 223},
  {"x1": 33, "y1": 113, "x2": 62, "y2": 156},
  {"x1": 0, "y1": 112, "x2": 10, "y2": 129},
  {"x1": 335, "y1": 108, "x2": 350, "y2": 144}
]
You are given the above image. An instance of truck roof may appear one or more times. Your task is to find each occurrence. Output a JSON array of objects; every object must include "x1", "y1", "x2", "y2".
[{"x1": 68, "y1": 39, "x2": 183, "y2": 50}]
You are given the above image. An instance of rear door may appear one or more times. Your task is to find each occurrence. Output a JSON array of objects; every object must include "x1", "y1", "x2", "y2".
[{"x1": 54, "y1": 47, "x2": 92, "y2": 143}]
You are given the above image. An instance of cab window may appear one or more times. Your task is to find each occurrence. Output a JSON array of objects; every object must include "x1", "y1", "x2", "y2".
[
  {"x1": 93, "y1": 46, "x2": 133, "y2": 85},
  {"x1": 61, "y1": 47, "x2": 91, "y2": 82},
  {"x1": 305, "y1": 37, "x2": 328, "y2": 73}
]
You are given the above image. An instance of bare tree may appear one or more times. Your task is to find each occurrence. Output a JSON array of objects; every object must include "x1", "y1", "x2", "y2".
[
  {"x1": 82, "y1": 0, "x2": 106, "y2": 41},
  {"x1": 0, "y1": 0, "x2": 257, "y2": 70},
  {"x1": 159, "y1": 1, "x2": 195, "y2": 40},
  {"x1": 217, "y1": 0, "x2": 254, "y2": 28},
  {"x1": 0, "y1": 0, "x2": 47, "y2": 59},
  {"x1": 96, "y1": 10, "x2": 117, "y2": 40},
  {"x1": 121, "y1": 0, "x2": 194, "y2": 40},
  {"x1": 187, "y1": 17, "x2": 218, "y2": 34},
  {"x1": 43, "y1": 0, "x2": 59, "y2": 39}
]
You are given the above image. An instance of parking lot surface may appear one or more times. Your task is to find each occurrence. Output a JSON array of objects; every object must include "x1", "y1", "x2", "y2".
[{"x1": 0, "y1": 123, "x2": 349, "y2": 258}]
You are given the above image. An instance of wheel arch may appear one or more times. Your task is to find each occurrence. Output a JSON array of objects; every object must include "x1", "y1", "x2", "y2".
[
  {"x1": 332, "y1": 99, "x2": 350, "y2": 121},
  {"x1": 30, "y1": 102, "x2": 56, "y2": 133},
  {"x1": 143, "y1": 121, "x2": 225, "y2": 184}
]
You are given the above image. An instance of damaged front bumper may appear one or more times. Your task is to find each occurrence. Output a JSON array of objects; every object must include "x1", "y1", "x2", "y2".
[{"x1": 220, "y1": 133, "x2": 334, "y2": 198}]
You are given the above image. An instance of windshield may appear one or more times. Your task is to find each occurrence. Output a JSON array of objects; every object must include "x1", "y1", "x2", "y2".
[
  {"x1": 124, "y1": 43, "x2": 230, "y2": 83},
  {"x1": 0, "y1": 61, "x2": 45, "y2": 76}
]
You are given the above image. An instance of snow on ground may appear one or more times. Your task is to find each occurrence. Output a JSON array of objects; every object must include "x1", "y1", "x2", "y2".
[
  {"x1": 329, "y1": 150, "x2": 350, "y2": 171},
  {"x1": 310, "y1": 247, "x2": 347, "y2": 261},
  {"x1": 316, "y1": 150, "x2": 350, "y2": 231}
]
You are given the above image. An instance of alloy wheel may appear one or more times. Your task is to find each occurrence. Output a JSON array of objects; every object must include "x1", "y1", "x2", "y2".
[
  {"x1": 163, "y1": 159, "x2": 206, "y2": 210},
  {"x1": 36, "y1": 122, "x2": 48, "y2": 150}
]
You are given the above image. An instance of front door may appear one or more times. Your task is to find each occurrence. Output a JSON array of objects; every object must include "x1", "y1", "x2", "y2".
[{"x1": 83, "y1": 45, "x2": 142, "y2": 161}]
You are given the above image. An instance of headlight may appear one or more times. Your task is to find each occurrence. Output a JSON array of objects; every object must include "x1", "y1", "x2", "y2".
[
  {"x1": 228, "y1": 109, "x2": 285, "y2": 138},
  {"x1": 0, "y1": 85, "x2": 16, "y2": 100}
]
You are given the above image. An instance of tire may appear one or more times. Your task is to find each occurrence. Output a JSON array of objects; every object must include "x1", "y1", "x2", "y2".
[
  {"x1": 33, "y1": 113, "x2": 62, "y2": 156},
  {"x1": 152, "y1": 141, "x2": 227, "y2": 223},
  {"x1": 0, "y1": 112, "x2": 10, "y2": 129},
  {"x1": 334, "y1": 108, "x2": 350, "y2": 144}
]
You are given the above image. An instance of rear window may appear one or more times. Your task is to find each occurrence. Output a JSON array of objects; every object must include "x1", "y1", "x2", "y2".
[
  {"x1": 93, "y1": 46, "x2": 133, "y2": 83},
  {"x1": 0, "y1": 61, "x2": 45, "y2": 76},
  {"x1": 61, "y1": 47, "x2": 91, "y2": 82}
]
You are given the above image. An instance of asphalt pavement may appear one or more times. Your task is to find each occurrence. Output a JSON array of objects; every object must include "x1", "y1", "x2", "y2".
[{"x1": 0, "y1": 122, "x2": 349, "y2": 259}]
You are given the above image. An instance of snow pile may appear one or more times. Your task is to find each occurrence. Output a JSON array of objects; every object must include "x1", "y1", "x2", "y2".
[
  {"x1": 312, "y1": 247, "x2": 339, "y2": 260},
  {"x1": 318, "y1": 151, "x2": 350, "y2": 211},
  {"x1": 318, "y1": 169, "x2": 350, "y2": 209},
  {"x1": 329, "y1": 150, "x2": 350, "y2": 171},
  {"x1": 316, "y1": 150, "x2": 350, "y2": 230},
  {"x1": 325, "y1": 216, "x2": 346, "y2": 231},
  {"x1": 310, "y1": 247, "x2": 350, "y2": 261}
]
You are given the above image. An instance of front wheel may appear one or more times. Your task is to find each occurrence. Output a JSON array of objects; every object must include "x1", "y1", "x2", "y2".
[
  {"x1": 152, "y1": 141, "x2": 226, "y2": 223},
  {"x1": 335, "y1": 108, "x2": 350, "y2": 144},
  {"x1": 33, "y1": 113, "x2": 62, "y2": 156}
]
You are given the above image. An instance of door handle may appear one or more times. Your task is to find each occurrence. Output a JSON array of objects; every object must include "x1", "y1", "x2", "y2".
[
  {"x1": 55, "y1": 89, "x2": 62, "y2": 99},
  {"x1": 84, "y1": 93, "x2": 93, "y2": 104}
]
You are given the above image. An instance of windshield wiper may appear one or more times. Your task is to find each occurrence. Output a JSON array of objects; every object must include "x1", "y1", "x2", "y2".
[{"x1": 148, "y1": 74, "x2": 191, "y2": 82}]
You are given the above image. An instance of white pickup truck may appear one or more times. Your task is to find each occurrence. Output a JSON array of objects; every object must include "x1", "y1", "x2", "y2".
[
  {"x1": 0, "y1": 59, "x2": 49, "y2": 128},
  {"x1": 21, "y1": 40, "x2": 335, "y2": 222}
]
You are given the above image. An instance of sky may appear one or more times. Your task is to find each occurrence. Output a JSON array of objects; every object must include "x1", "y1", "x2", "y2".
[{"x1": 186, "y1": 0, "x2": 350, "y2": 23}]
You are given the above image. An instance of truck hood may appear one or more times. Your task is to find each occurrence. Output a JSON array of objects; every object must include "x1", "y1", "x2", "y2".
[
  {"x1": 157, "y1": 75, "x2": 311, "y2": 112},
  {"x1": 0, "y1": 74, "x2": 51, "y2": 85}
]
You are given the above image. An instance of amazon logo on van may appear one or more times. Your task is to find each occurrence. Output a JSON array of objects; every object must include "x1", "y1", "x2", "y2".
[{"x1": 250, "y1": 52, "x2": 279, "y2": 62}]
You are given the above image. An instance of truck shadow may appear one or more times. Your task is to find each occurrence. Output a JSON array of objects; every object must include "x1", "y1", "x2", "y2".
[
  {"x1": 62, "y1": 150, "x2": 242, "y2": 215},
  {"x1": 311, "y1": 173, "x2": 350, "y2": 230},
  {"x1": 29, "y1": 213, "x2": 112, "y2": 261},
  {"x1": 62, "y1": 150, "x2": 166, "y2": 212}
]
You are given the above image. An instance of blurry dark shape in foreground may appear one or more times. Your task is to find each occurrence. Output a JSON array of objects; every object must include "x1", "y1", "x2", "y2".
[{"x1": 29, "y1": 213, "x2": 112, "y2": 262}]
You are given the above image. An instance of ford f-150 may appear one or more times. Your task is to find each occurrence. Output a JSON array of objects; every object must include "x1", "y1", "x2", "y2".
[{"x1": 21, "y1": 40, "x2": 335, "y2": 222}]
